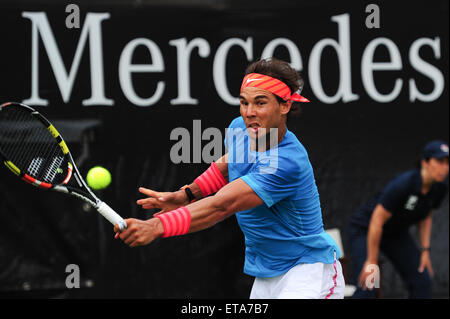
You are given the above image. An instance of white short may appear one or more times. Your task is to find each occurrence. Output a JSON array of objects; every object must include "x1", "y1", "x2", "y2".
[{"x1": 249, "y1": 259, "x2": 345, "y2": 299}]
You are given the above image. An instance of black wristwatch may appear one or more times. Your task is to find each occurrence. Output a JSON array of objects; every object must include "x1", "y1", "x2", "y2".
[
  {"x1": 421, "y1": 247, "x2": 431, "y2": 252},
  {"x1": 184, "y1": 187, "x2": 196, "y2": 203}
]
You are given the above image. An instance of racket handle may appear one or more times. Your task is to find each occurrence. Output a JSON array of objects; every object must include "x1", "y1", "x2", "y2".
[{"x1": 97, "y1": 201, "x2": 127, "y2": 231}]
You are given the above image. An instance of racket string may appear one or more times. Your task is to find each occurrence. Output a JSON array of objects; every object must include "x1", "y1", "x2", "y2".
[
  {"x1": 11, "y1": 112, "x2": 51, "y2": 173},
  {"x1": 2, "y1": 109, "x2": 35, "y2": 166},
  {"x1": 0, "y1": 109, "x2": 24, "y2": 157},
  {"x1": 0, "y1": 106, "x2": 67, "y2": 184},
  {"x1": 15, "y1": 114, "x2": 45, "y2": 169},
  {"x1": 30, "y1": 128, "x2": 65, "y2": 183}
]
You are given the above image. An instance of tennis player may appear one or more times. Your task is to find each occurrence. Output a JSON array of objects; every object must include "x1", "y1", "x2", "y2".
[
  {"x1": 348, "y1": 140, "x2": 449, "y2": 298},
  {"x1": 114, "y1": 58, "x2": 345, "y2": 299}
]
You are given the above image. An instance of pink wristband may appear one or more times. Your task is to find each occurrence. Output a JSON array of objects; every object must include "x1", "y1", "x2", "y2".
[
  {"x1": 156, "y1": 207, "x2": 191, "y2": 238},
  {"x1": 194, "y1": 162, "x2": 228, "y2": 197}
]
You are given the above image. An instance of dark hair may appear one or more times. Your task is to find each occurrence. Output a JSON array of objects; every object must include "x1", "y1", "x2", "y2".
[
  {"x1": 244, "y1": 58, "x2": 304, "y2": 121},
  {"x1": 415, "y1": 157, "x2": 430, "y2": 169},
  {"x1": 415, "y1": 156, "x2": 449, "y2": 169}
]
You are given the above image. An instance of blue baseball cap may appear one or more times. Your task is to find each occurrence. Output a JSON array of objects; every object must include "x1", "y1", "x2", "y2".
[{"x1": 422, "y1": 140, "x2": 449, "y2": 159}]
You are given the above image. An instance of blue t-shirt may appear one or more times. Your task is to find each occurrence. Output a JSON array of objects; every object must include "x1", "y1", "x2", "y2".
[{"x1": 225, "y1": 116, "x2": 340, "y2": 278}]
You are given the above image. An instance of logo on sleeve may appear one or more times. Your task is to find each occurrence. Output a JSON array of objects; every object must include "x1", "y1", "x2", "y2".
[{"x1": 404, "y1": 195, "x2": 418, "y2": 211}]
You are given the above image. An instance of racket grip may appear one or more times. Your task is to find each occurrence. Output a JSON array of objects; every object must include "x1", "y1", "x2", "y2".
[{"x1": 97, "y1": 201, "x2": 127, "y2": 231}]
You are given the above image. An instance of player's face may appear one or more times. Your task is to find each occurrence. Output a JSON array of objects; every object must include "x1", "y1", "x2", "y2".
[
  {"x1": 239, "y1": 87, "x2": 291, "y2": 141},
  {"x1": 423, "y1": 157, "x2": 449, "y2": 182}
]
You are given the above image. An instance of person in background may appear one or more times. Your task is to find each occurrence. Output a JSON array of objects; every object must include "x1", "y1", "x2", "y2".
[{"x1": 348, "y1": 140, "x2": 449, "y2": 298}]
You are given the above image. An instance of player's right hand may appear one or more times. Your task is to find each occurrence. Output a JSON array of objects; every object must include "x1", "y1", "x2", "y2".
[
  {"x1": 114, "y1": 218, "x2": 164, "y2": 247},
  {"x1": 358, "y1": 260, "x2": 379, "y2": 290},
  {"x1": 137, "y1": 187, "x2": 189, "y2": 215}
]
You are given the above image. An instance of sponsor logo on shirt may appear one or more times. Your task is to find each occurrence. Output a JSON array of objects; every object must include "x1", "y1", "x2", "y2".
[{"x1": 404, "y1": 195, "x2": 418, "y2": 210}]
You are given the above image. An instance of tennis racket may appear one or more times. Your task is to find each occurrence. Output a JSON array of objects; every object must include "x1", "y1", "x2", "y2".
[{"x1": 0, "y1": 101, "x2": 127, "y2": 231}]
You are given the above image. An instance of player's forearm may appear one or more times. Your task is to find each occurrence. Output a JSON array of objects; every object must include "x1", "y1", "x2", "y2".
[
  {"x1": 366, "y1": 204, "x2": 392, "y2": 264},
  {"x1": 186, "y1": 178, "x2": 261, "y2": 233},
  {"x1": 186, "y1": 191, "x2": 233, "y2": 233},
  {"x1": 366, "y1": 219, "x2": 383, "y2": 264},
  {"x1": 418, "y1": 213, "x2": 432, "y2": 249},
  {"x1": 183, "y1": 182, "x2": 204, "y2": 201},
  {"x1": 155, "y1": 178, "x2": 260, "y2": 238},
  {"x1": 152, "y1": 191, "x2": 232, "y2": 238}
]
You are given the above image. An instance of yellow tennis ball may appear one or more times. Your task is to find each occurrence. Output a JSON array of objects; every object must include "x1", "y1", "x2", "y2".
[{"x1": 86, "y1": 166, "x2": 111, "y2": 190}]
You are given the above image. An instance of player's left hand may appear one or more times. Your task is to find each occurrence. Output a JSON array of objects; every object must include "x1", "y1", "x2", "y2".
[
  {"x1": 114, "y1": 218, "x2": 164, "y2": 247},
  {"x1": 136, "y1": 187, "x2": 189, "y2": 214},
  {"x1": 418, "y1": 251, "x2": 434, "y2": 277}
]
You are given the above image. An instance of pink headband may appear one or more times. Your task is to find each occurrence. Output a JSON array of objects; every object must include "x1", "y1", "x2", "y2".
[{"x1": 241, "y1": 73, "x2": 310, "y2": 102}]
